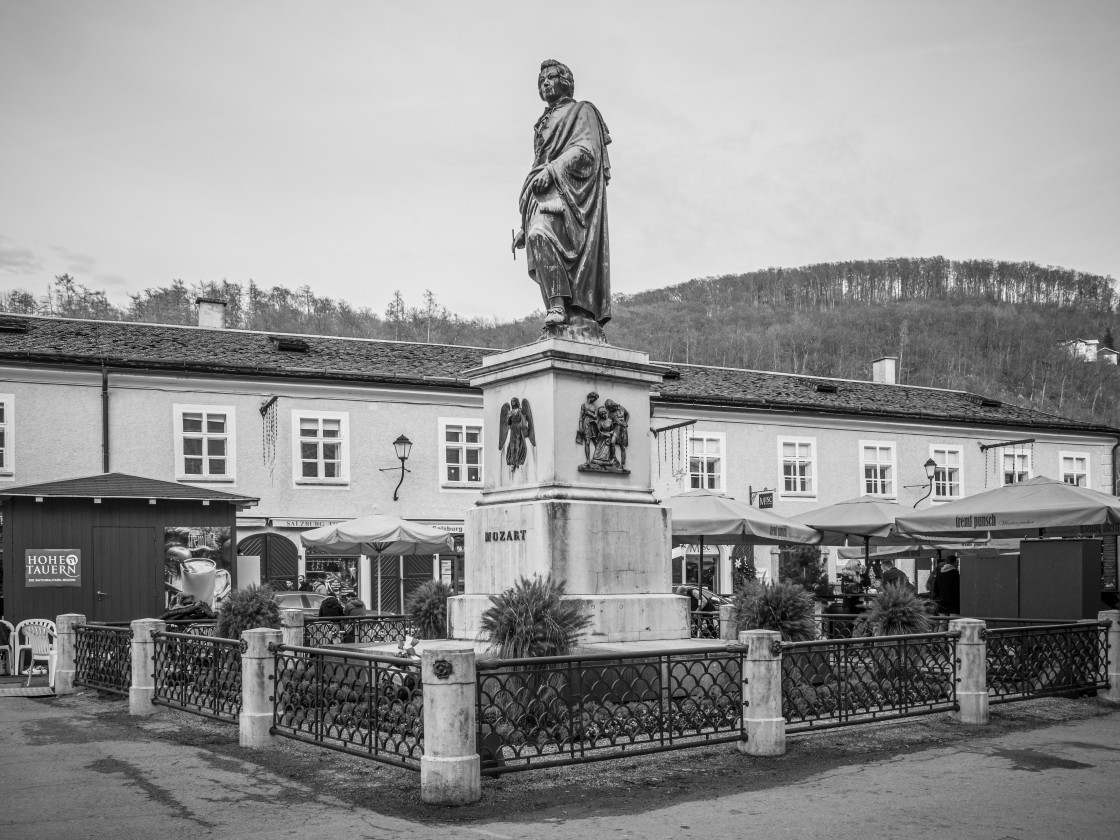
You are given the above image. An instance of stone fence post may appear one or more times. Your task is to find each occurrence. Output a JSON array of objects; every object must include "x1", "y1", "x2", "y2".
[
  {"x1": 280, "y1": 608, "x2": 304, "y2": 648},
  {"x1": 240, "y1": 628, "x2": 282, "y2": 748},
  {"x1": 950, "y1": 618, "x2": 989, "y2": 725},
  {"x1": 719, "y1": 604, "x2": 737, "y2": 641},
  {"x1": 738, "y1": 629, "x2": 785, "y2": 756},
  {"x1": 1099, "y1": 610, "x2": 1120, "y2": 704},
  {"x1": 130, "y1": 618, "x2": 166, "y2": 715},
  {"x1": 420, "y1": 642, "x2": 481, "y2": 805},
  {"x1": 53, "y1": 613, "x2": 85, "y2": 696}
]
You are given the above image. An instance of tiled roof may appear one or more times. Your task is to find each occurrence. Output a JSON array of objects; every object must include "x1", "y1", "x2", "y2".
[
  {"x1": 0, "y1": 315, "x2": 488, "y2": 387},
  {"x1": 0, "y1": 314, "x2": 1114, "y2": 436},
  {"x1": 0, "y1": 472, "x2": 259, "y2": 508},
  {"x1": 654, "y1": 363, "x2": 1107, "y2": 432}
]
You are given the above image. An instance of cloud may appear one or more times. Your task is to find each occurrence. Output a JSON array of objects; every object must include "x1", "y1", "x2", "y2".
[
  {"x1": 50, "y1": 245, "x2": 97, "y2": 275},
  {"x1": 0, "y1": 236, "x2": 42, "y2": 274}
]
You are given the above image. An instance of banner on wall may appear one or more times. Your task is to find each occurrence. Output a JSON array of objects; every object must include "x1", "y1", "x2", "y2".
[
  {"x1": 164, "y1": 526, "x2": 233, "y2": 610},
  {"x1": 25, "y1": 549, "x2": 81, "y2": 587}
]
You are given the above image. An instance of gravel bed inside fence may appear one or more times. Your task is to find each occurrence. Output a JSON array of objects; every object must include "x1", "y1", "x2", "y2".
[{"x1": 46, "y1": 689, "x2": 1119, "y2": 826}]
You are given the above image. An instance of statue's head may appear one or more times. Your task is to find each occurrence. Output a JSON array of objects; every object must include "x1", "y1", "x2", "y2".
[
  {"x1": 587, "y1": 391, "x2": 599, "y2": 402},
  {"x1": 510, "y1": 397, "x2": 520, "y2": 409},
  {"x1": 539, "y1": 59, "x2": 575, "y2": 102}
]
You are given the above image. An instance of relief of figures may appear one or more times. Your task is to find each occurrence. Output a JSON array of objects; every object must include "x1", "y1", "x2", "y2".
[
  {"x1": 576, "y1": 391, "x2": 630, "y2": 473},
  {"x1": 498, "y1": 397, "x2": 535, "y2": 470}
]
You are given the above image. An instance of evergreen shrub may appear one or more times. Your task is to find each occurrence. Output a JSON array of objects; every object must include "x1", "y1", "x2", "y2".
[
  {"x1": 405, "y1": 580, "x2": 452, "y2": 640},
  {"x1": 215, "y1": 584, "x2": 281, "y2": 640}
]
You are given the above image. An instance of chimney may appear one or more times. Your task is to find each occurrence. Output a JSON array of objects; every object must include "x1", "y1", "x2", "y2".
[
  {"x1": 196, "y1": 298, "x2": 226, "y2": 329},
  {"x1": 872, "y1": 356, "x2": 897, "y2": 385}
]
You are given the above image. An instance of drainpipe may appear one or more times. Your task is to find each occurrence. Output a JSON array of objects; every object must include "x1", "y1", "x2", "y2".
[{"x1": 102, "y1": 362, "x2": 110, "y2": 472}]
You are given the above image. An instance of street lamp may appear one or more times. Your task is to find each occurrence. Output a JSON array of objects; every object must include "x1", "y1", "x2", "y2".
[
  {"x1": 379, "y1": 434, "x2": 413, "y2": 501},
  {"x1": 911, "y1": 457, "x2": 938, "y2": 508}
]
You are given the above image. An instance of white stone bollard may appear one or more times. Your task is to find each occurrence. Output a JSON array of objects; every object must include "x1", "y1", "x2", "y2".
[
  {"x1": 1099, "y1": 610, "x2": 1120, "y2": 704},
  {"x1": 719, "y1": 604, "x2": 738, "y2": 641},
  {"x1": 738, "y1": 629, "x2": 786, "y2": 756},
  {"x1": 53, "y1": 613, "x2": 85, "y2": 696},
  {"x1": 240, "y1": 628, "x2": 282, "y2": 748},
  {"x1": 950, "y1": 618, "x2": 989, "y2": 725},
  {"x1": 420, "y1": 643, "x2": 481, "y2": 805},
  {"x1": 129, "y1": 618, "x2": 166, "y2": 715},
  {"x1": 280, "y1": 608, "x2": 304, "y2": 648}
]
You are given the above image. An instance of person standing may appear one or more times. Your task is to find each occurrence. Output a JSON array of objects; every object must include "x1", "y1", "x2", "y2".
[{"x1": 932, "y1": 555, "x2": 961, "y2": 615}]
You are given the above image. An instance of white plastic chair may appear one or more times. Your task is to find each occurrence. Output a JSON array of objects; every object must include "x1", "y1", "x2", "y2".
[
  {"x1": 13, "y1": 619, "x2": 56, "y2": 686},
  {"x1": 0, "y1": 619, "x2": 14, "y2": 677}
]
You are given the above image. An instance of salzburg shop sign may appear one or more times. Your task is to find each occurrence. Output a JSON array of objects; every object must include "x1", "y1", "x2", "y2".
[{"x1": 25, "y1": 549, "x2": 82, "y2": 587}]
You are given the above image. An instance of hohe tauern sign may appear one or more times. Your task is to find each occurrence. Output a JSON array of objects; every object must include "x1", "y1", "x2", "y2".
[{"x1": 25, "y1": 549, "x2": 81, "y2": 587}]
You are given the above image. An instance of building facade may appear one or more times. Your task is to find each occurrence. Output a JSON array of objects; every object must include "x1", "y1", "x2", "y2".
[{"x1": 0, "y1": 308, "x2": 1116, "y2": 614}]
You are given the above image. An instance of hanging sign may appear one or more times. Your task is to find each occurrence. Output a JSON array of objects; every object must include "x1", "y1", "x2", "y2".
[
  {"x1": 26, "y1": 549, "x2": 82, "y2": 587},
  {"x1": 756, "y1": 492, "x2": 774, "y2": 509}
]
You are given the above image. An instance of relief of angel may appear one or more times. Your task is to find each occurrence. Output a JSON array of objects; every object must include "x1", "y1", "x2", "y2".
[{"x1": 498, "y1": 397, "x2": 536, "y2": 470}]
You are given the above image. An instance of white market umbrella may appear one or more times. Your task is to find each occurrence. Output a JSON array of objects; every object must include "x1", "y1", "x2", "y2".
[
  {"x1": 666, "y1": 489, "x2": 822, "y2": 546},
  {"x1": 300, "y1": 513, "x2": 455, "y2": 556},
  {"x1": 895, "y1": 475, "x2": 1120, "y2": 539},
  {"x1": 792, "y1": 495, "x2": 918, "y2": 570},
  {"x1": 666, "y1": 489, "x2": 820, "y2": 592}
]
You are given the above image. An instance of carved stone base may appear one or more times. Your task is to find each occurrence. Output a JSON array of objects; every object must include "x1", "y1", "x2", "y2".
[
  {"x1": 449, "y1": 593, "x2": 690, "y2": 644},
  {"x1": 539, "y1": 314, "x2": 607, "y2": 344},
  {"x1": 577, "y1": 464, "x2": 630, "y2": 475}
]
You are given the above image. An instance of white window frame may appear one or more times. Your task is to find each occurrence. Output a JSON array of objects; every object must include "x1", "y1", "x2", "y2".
[
  {"x1": 778, "y1": 436, "x2": 817, "y2": 499},
  {"x1": 858, "y1": 440, "x2": 896, "y2": 499},
  {"x1": 0, "y1": 394, "x2": 13, "y2": 478},
  {"x1": 929, "y1": 445, "x2": 963, "y2": 501},
  {"x1": 688, "y1": 432, "x2": 727, "y2": 492},
  {"x1": 1059, "y1": 451, "x2": 1090, "y2": 488},
  {"x1": 440, "y1": 417, "x2": 484, "y2": 489},
  {"x1": 173, "y1": 404, "x2": 235, "y2": 483},
  {"x1": 1001, "y1": 450, "x2": 1032, "y2": 486},
  {"x1": 292, "y1": 410, "x2": 350, "y2": 486}
]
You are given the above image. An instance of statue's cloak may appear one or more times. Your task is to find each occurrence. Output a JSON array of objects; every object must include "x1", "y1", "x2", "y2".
[{"x1": 520, "y1": 97, "x2": 612, "y2": 324}]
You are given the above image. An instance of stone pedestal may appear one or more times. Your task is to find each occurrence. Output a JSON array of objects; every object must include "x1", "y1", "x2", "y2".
[{"x1": 448, "y1": 338, "x2": 689, "y2": 643}]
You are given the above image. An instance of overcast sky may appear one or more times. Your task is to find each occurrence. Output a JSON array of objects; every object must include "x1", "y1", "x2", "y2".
[{"x1": 1, "y1": 1, "x2": 1118, "y2": 321}]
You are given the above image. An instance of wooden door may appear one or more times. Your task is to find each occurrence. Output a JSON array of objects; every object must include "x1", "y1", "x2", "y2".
[{"x1": 92, "y1": 526, "x2": 160, "y2": 622}]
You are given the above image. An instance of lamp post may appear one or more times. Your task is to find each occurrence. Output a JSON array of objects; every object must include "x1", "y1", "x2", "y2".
[
  {"x1": 379, "y1": 434, "x2": 413, "y2": 501},
  {"x1": 912, "y1": 458, "x2": 938, "y2": 508}
]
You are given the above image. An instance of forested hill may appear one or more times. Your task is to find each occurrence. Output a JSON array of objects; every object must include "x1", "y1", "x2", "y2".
[{"x1": 4, "y1": 256, "x2": 1120, "y2": 428}]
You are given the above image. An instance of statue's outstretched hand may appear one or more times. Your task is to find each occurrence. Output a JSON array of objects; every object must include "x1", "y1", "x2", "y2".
[{"x1": 512, "y1": 228, "x2": 525, "y2": 254}]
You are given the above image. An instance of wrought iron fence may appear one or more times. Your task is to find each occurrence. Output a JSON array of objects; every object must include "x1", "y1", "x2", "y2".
[
  {"x1": 151, "y1": 631, "x2": 243, "y2": 722},
  {"x1": 476, "y1": 645, "x2": 744, "y2": 775},
  {"x1": 165, "y1": 621, "x2": 216, "y2": 637},
  {"x1": 783, "y1": 632, "x2": 958, "y2": 731},
  {"x1": 986, "y1": 621, "x2": 1108, "y2": 704},
  {"x1": 74, "y1": 624, "x2": 132, "y2": 696},
  {"x1": 303, "y1": 615, "x2": 415, "y2": 647},
  {"x1": 687, "y1": 611, "x2": 723, "y2": 639},
  {"x1": 271, "y1": 644, "x2": 423, "y2": 770}
]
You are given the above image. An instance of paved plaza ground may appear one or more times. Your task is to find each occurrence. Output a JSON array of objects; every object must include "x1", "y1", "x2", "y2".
[{"x1": 1, "y1": 679, "x2": 1117, "y2": 840}]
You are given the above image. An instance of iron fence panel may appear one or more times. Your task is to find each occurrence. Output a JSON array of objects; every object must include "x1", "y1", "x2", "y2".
[
  {"x1": 74, "y1": 624, "x2": 132, "y2": 696},
  {"x1": 271, "y1": 644, "x2": 423, "y2": 771},
  {"x1": 303, "y1": 615, "x2": 415, "y2": 647},
  {"x1": 476, "y1": 646, "x2": 744, "y2": 775},
  {"x1": 986, "y1": 622, "x2": 1108, "y2": 704},
  {"x1": 165, "y1": 621, "x2": 216, "y2": 637},
  {"x1": 783, "y1": 632, "x2": 958, "y2": 732},
  {"x1": 151, "y1": 631, "x2": 242, "y2": 722}
]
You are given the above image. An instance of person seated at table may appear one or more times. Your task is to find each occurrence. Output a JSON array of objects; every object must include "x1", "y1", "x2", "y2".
[
  {"x1": 318, "y1": 593, "x2": 345, "y2": 617},
  {"x1": 880, "y1": 558, "x2": 911, "y2": 591}
]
